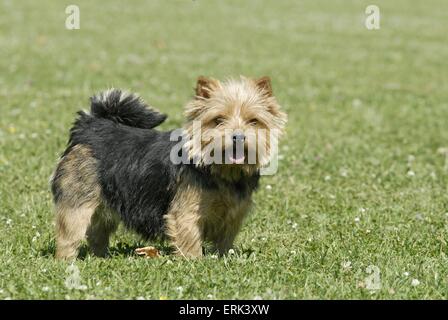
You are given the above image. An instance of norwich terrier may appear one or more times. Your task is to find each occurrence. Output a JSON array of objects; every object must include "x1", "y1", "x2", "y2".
[{"x1": 51, "y1": 76, "x2": 287, "y2": 259}]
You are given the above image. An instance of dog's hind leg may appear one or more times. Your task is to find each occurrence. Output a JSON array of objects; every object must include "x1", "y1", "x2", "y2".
[
  {"x1": 51, "y1": 144, "x2": 101, "y2": 260},
  {"x1": 86, "y1": 206, "x2": 119, "y2": 257},
  {"x1": 55, "y1": 203, "x2": 97, "y2": 259}
]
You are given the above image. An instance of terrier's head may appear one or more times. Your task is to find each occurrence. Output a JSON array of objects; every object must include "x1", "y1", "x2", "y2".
[{"x1": 184, "y1": 76, "x2": 287, "y2": 180}]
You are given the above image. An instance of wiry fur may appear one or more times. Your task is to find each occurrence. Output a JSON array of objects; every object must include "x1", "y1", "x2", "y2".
[
  {"x1": 90, "y1": 89, "x2": 167, "y2": 129},
  {"x1": 184, "y1": 76, "x2": 287, "y2": 179},
  {"x1": 51, "y1": 77, "x2": 286, "y2": 259}
]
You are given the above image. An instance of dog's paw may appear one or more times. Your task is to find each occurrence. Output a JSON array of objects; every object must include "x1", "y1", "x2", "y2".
[{"x1": 135, "y1": 246, "x2": 160, "y2": 258}]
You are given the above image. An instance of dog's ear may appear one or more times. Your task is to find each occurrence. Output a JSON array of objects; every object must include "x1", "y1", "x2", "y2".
[
  {"x1": 255, "y1": 76, "x2": 286, "y2": 129},
  {"x1": 195, "y1": 76, "x2": 219, "y2": 99},
  {"x1": 255, "y1": 76, "x2": 273, "y2": 97}
]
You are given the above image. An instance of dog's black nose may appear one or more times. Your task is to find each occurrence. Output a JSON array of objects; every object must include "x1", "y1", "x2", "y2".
[{"x1": 232, "y1": 133, "x2": 245, "y2": 143}]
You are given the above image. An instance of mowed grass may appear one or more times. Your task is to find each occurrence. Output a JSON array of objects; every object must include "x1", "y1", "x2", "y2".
[{"x1": 1, "y1": 0, "x2": 448, "y2": 299}]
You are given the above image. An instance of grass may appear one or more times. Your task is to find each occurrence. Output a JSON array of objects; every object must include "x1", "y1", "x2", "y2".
[{"x1": 1, "y1": 0, "x2": 448, "y2": 299}]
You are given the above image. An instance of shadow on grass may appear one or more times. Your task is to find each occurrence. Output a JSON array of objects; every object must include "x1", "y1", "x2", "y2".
[{"x1": 40, "y1": 239, "x2": 174, "y2": 260}]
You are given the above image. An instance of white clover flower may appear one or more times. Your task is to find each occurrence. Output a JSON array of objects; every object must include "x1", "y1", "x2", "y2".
[
  {"x1": 354, "y1": 217, "x2": 360, "y2": 223},
  {"x1": 291, "y1": 223, "x2": 298, "y2": 229},
  {"x1": 42, "y1": 286, "x2": 50, "y2": 292},
  {"x1": 407, "y1": 170, "x2": 415, "y2": 177},
  {"x1": 403, "y1": 272, "x2": 409, "y2": 277},
  {"x1": 411, "y1": 279, "x2": 420, "y2": 286},
  {"x1": 32, "y1": 231, "x2": 41, "y2": 242},
  {"x1": 207, "y1": 294, "x2": 214, "y2": 299},
  {"x1": 341, "y1": 261, "x2": 352, "y2": 271},
  {"x1": 265, "y1": 185, "x2": 272, "y2": 190}
]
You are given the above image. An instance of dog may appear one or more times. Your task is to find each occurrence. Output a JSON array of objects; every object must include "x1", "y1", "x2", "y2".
[{"x1": 51, "y1": 76, "x2": 287, "y2": 259}]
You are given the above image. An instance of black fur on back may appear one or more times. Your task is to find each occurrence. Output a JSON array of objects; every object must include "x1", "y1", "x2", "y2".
[{"x1": 90, "y1": 89, "x2": 167, "y2": 129}]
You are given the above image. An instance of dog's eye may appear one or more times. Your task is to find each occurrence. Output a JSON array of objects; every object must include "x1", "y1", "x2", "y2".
[
  {"x1": 248, "y1": 118, "x2": 258, "y2": 126},
  {"x1": 213, "y1": 117, "x2": 225, "y2": 125}
]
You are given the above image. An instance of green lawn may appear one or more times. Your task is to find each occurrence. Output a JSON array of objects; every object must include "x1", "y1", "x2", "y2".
[{"x1": 1, "y1": 0, "x2": 448, "y2": 299}]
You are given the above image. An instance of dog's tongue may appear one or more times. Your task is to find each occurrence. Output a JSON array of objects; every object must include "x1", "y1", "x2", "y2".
[
  {"x1": 229, "y1": 154, "x2": 245, "y2": 164},
  {"x1": 229, "y1": 144, "x2": 245, "y2": 164}
]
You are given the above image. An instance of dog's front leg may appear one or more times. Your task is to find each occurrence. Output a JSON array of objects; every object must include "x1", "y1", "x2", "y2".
[
  {"x1": 165, "y1": 210, "x2": 203, "y2": 258},
  {"x1": 164, "y1": 185, "x2": 203, "y2": 258},
  {"x1": 210, "y1": 199, "x2": 252, "y2": 256},
  {"x1": 212, "y1": 215, "x2": 245, "y2": 256}
]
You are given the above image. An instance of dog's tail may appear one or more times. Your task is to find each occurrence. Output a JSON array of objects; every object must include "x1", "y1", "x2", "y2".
[{"x1": 89, "y1": 89, "x2": 167, "y2": 129}]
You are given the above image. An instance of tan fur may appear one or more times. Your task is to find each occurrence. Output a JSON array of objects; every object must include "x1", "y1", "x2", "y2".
[
  {"x1": 164, "y1": 174, "x2": 252, "y2": 257},
  {"x1": 54, "y1": 144, "x2": 101, "y2": 207},
  {"x1": 164, "y1": 181, "x2": 204, "y2": 258},
  {"x1": 53, "y1": 144, "x2": 117, "y2": 260},
  {"x1": 202, "y1": 188, "x2": 251, "y2": 255},
  {"x1": 55, "y1": 204, "x2": 97, "y2": 259},
  {"x1": 86, "y1": 205, "x2": 119, "y2": 257},
  {"x1": 184, "y1": 76, "x2": 287, "y2": 180}
]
